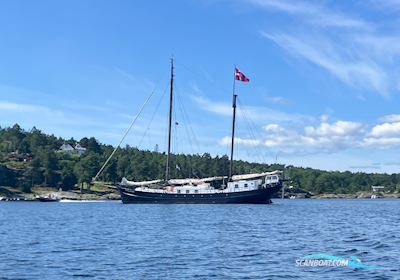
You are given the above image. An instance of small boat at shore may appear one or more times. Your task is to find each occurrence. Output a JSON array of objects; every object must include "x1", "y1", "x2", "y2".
[
  {"x1": 116, "y1": 59, "x2": 284, "y2": 204},
  {"x1": 37, "y1": 195, "x2": 60, "y2": 202}
]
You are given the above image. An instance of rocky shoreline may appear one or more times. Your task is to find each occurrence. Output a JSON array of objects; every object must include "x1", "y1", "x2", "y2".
[
  {"x1": 0, "y1": 185, "x2": 120, "y2": 201},
  {"x1": 1, "y1": 185, "x2": 399, "y2": 201}
]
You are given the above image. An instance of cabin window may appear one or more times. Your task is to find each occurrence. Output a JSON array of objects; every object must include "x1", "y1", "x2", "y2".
[
  {"x1": 244, "y1": 184, "x2": 248, "y2": 188},
  {"x1": 235, "y1": 184, "x2": 239, "y2": 188},
  {"x1": 177, "y1": 190, "x2": 181, "y2": 194},
  {"x1": 195, "y1": 190, "x2": 199, "y2": 194},
  {"x1": 186, "y1": 190, "x2": 190, "y2": 194}
]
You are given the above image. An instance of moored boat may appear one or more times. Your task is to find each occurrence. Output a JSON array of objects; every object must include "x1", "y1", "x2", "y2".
[
  {"x1": 37, "y1": 195, "x2": 60, "y2": 202},
  {"x1": 116, "y1": 59, "x2": 283, "y2": 204},
  {"x1": 119, "y1": 172, "x2": 282, "y2": 204}
]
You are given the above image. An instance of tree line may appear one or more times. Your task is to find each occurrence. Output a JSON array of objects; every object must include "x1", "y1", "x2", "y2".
[{"x1": 0, "y1": 124, "x2": 399, "y2": 194}]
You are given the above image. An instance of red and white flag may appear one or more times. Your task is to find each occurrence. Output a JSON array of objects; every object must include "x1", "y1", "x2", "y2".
[{"x1": 235, "y1": 67, "x2": 250, "y2": 82}]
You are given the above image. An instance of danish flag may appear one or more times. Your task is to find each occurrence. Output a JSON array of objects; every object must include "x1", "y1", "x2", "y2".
[{"x1": 235, "y1": 67, "x2": 250, "y2": 82}]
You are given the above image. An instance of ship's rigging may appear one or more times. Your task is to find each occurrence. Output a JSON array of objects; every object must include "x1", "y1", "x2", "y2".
[{"x1": 94, "y1": 58, "x2": 276, "y2": 183}]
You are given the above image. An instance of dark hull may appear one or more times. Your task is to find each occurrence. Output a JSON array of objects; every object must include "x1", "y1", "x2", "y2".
[
  {"x1": 118, "y1": 184, "x2": 282, "y2": 204},
  {"x1": 37, "y1": 197, "x2": 60, "y2": 202}
]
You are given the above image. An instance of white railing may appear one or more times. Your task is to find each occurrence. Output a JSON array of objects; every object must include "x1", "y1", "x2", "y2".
[{"x1": 136, "y1": 186, "x2": 262, "y2": 195}]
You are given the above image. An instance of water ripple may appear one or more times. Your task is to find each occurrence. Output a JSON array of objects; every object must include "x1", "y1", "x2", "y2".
[{"x1": 0, "y1": 200, "x2": 399, "y2": 279}]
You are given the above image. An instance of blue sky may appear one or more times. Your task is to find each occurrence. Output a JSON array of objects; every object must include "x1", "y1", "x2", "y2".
[{"x1": 2, "y1": 0, "x2": 400, "y2": 173}]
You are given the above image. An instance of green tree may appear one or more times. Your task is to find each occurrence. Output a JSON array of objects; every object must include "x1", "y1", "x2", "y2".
[
  {"x1": 61, "y1": 165, "x2": 77, "y2": 190},
  {"x1": 42, "y1": 151, "x2": 59, "y2": 187},
  {"x1": 86, "y1": 137, "x2": 101, "y2": 154},
  {"x1": 74, "y1": 152, "x2": 100, "y2": 190},
  {"x1": 31, "y1": 157, "x2": 44, "y2": 185},
  {"x1": 0, "y1": 165, "x2": 17, "y2": 187},
  {"x1": 101, "y1": 160, "x2": 118, "y2": 183},
  {"x1": 79, "y1": 137, "x2": 89, "y2": 148}
]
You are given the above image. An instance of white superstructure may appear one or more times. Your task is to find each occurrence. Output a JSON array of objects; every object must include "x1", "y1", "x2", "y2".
[{"x1": 122, "y1": 171, "x2": 282, "y2": 195}]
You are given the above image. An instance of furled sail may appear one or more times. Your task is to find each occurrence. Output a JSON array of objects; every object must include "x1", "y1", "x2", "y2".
[
  {"x1": 168, "y1": 176, "x2": 227, "y2": 185},
  {"x1": 121, "y1": 177, "x2": 162, "y2": 187},
  {"x1": 231, "y1": 171, "x2": 282, "y2": 181},
  {"x1": 121, "y1": 176, "x2": 227, "y2": 187},
  {"x1": 121, "y1": 172, "x2": 282, "y2": 187}
]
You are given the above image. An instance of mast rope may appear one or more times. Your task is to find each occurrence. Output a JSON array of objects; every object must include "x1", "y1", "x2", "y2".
[
  {"x1": 176, "y1": 88, "x2": 200, "y2": 154},
  {"x1": 175, "y1": 87, "x2": 198, "y2": 177},
  {"x1": 93, "y1": 89, "x2": 156, "y2": 181},
  {"x1": 237, "y1": 98, "x2": 266, "y2": 163},
  {"x1": 137, "y1": 82, "x2": 169, "y2": 149},
  {"x1": 237, "y1": 97, "x2": 273, "y2": 164}
]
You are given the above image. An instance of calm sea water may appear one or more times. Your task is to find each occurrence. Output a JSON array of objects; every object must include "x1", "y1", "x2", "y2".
[{"x1": 0, "y1": 199, "x2": 399, "y2": 280}]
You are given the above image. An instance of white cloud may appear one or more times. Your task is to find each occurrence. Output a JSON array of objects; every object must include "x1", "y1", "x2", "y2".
[
  {"x1": 2, "y1": 102, "x2": 93, "y2": 126},
  {"x1": 251, "y1": 0, "x2": 400, "y2": 96},
  {"x1": 194, "y1": 94, "x2": 400, "y2": 153},
  {"x1": 262, "y1": 32, "x2": 388, "y2": 94},
  {"x1": 219, "y1": 120, "x2": 364, "y2": 154},
  {"x1": 191, "y1": 95, "x2": 311, "y2": 124},
  {"x1": 218, "y1": 117, "x2": 400, "y2": 154},
  {"x1": 379, "y1": 114, "x2": 400, "y2": 123},
  {"x1": 0, "y1": 101, "x2": 46, "y2": 113},
  {"x1": 249, "y1": 0, "x2": 371, "y2": 30},
  {"x1": 353, "y1": 35, "x2": 400, "y2": 62},
  {"x1": 0, "y1": 100, "x2": 123, "y2": 140},
  {"x1": 370, "y1": 122, "x2": 400, "y2": 137},
  {"x1": 362, "y1": 137, "x2": 400, "y2": 148},
  {"x1": 219, "y1": 136, "x2": 261, "y2": 146},
  {"x1": 263, "y1": 123, "x2": 286, "y2": 134},
  {"x1": 304, "y1": 121, "x2": 363, "y2": 137},
  {"x1": 191, "y1": 95, "x2": 232, "y2": 117}
]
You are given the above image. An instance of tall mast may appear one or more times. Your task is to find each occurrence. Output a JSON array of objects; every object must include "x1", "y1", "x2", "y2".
[
  {"x1": 229, "y1": 66, "x2": 237, "y2": 179},
  {"x1": 165, "y1": 58, "x2": 174, "y2": 182}
]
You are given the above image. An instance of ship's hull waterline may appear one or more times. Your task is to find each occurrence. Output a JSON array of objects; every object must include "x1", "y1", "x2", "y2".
[{"x1": 118, "y1": 184, "x2": 282, "y2": 204}]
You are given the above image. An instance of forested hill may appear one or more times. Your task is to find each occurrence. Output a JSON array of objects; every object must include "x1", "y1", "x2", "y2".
[{"x1": 1, "y1": 124, "x2": 399, "y2": 195}]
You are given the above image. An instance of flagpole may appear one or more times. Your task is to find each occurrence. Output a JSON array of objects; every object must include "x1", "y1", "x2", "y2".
[{"x1": 229, "y1": 65, "x2": 237, "y2": 179}]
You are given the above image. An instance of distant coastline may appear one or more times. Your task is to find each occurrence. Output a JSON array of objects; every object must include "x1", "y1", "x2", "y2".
[
  {"x1": 1, "y1": 185, "x2": 398, "y2": 201},
  {"x1": 1, "y1": 124, "x2": 400, "y2": 200}
]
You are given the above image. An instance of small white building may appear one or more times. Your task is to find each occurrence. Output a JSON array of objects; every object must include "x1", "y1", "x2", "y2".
[
  {"x1": 58, "y1": 143, "x2": 87, "y2": 155},
  {"x1": 74, "y1": 144, "x2": 87, "y2": 155},
  {"x1": 371, "y1": 185, "x2": 384, "y2": 192},
  {"x1": 59, "y1": 144, "x2": 75, "y2": 154}
]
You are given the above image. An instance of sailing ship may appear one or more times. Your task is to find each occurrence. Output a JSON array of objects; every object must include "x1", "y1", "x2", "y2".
[{"x1": 117, "y1": 59, "x2": 283, "y2": 204}]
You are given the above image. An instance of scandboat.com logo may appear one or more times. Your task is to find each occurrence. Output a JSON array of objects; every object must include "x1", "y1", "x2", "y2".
[{"x1": 296, "y1": 253, "x2": 382, "y2": 269}]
